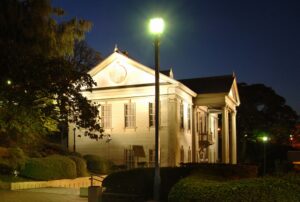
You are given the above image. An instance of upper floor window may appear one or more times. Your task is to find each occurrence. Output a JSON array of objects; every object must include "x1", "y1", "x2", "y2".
[
  {"x1": 124, "y1": 102, "x2": 136, "y2": 128},
  {"x1": 100, "y1": 104, "x2": 112, "y2": 129},
  {"x1": 180, "y1": 103, "x2": 184, "y2": 129}
]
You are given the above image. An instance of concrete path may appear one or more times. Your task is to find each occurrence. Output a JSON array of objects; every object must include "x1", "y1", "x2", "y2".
[{"x1": 1, "y1": 188, "x2": 87, "y2": 202}]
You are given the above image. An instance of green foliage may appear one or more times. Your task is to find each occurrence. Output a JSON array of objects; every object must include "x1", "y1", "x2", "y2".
[
  {"x1": 69, "y1": 155, "x2": 89, "y2": 177},
  {"x1": 0, "y1": 0, "x2": 104, "y2": 148},
  {"x1": 0, "y1": 105, "x2": 55, "y2": 147},
  {"x1": 102, "y1": 167, "x2": 191, "y2": 201},
  {"x1": 102, "y1": 165, "x2": 257, "y2": 201},
  {"x1": 83, "y1": 154, "x2": 114, "y2": 174},
  {"x1": 180, "y1": 163, "x2": 258, "y2": 179},
  {"x1": 168, "y1": 176, "x2": 300, "y2": 202},
  {"x1": 20, "y1": 155, "x2": 76, "y2": 180},
  {"x1": 0, "y1": 147, "x2": 26, "y2": 174}
]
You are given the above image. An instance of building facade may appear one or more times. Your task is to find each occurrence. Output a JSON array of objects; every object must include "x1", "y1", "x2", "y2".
[{"x1": 68, "y1": 48, "x2": 240, "y2": 167}]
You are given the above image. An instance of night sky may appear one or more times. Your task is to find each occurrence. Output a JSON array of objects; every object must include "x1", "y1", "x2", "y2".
[{"x1": 52, "y1": 0, "x2": 300, "y2": 114}]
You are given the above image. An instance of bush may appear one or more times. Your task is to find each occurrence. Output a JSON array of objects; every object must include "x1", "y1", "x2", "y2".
[
  {"x1": 0, "y1": 147, "x2": 26, "y2": 174},
  {"x1": 83, "y1": 154, "x2": 114, "y2": 174},
  {"x1": 102, "y1": 164, "x2": 258, "y2": 201},
  {"x1": 180, "y1": 163, "x2": 258, "y2": 179},
  {"x1": 102, "y1": 167, "x2": 193, "y2": 201},
  {"x1": 69, "y1": 155, "x2": 89, "y2": 177},
  {"x1": 20, "y1": 155, "x2": 76, "y2": 180},
  {"x1": 168, "y1": 176, "x2": 300, "y2": 202}
]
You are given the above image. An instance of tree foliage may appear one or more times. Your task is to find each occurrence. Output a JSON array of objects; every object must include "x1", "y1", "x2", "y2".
[
  {"x1": 0, "y1": 0, "x2": 103, "y2": 147},
  {"x1": 237, "y1": 83, "x2": 298, "y2": 144}
]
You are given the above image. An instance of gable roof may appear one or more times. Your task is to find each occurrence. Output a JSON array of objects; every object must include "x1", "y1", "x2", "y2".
[
  {"x1": 179, "y1": 75, "x2": 234, "y2": 94},
  {"x1": 87, "y1": 48, "x2": 197, "y2": 97}
]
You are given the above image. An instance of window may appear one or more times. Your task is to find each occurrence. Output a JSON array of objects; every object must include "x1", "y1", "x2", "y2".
[
  {"x1": 187, "y1": 106, "x2": 191, "y2": 130},
  {"x1": 180, "y1": 146, "x2": 184, "y2": 163},
  {"x1": 124, "y1": 102, "x2": 136, "y2": 128},
  {"x1": 124, "y1": 148, "x2": 134, "y2": 169},
  {"x1": 188, "y1": 147, "x2": 192, "y2": 162},
  {"x1": 148, "y1": 149, "x2": 155, "y2": 167},
  {"x1": 149, "y1": 102, "x2": 155, "y2": 127},
  {"x1": 180, "y1": 103, "x2": 184, "y2": 129},
  {"x1": 100, "y1": 104, "x2": 112, "y2": 129}
]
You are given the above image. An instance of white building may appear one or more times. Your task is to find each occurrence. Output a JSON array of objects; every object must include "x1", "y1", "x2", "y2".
[{"x1": 68, "y1": 48, "x2": 240, "y2": 167}]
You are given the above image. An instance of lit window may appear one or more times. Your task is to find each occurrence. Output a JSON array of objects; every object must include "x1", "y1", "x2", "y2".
[
  {"x1": 124, "y1": 102, "x2": 136, "y2": 128},
  {"x1": 180, "y1": 103, "x2": 184, "y2": 129},
  {"x1": 149, "y1": 102, "x2": 155, "y2": 127},
  {"x1": 100, "y1": 104, "x2": 112, "y2": 129}
]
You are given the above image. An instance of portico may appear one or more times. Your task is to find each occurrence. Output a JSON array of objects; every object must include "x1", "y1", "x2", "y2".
[{"x1": 180, "y1": 74, "x2": 240, "y2": 164}]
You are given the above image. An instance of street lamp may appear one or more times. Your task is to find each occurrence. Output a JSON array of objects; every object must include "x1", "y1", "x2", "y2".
[
  {"x1": 149, "y1": 17, "x2": 164, "y2": 201},
  {"x1": 73, "y1": 128, "x2": 76, "y2": 152},
  {"x1": 262, "y1": 136, "x2": 269, "y2": 175}
]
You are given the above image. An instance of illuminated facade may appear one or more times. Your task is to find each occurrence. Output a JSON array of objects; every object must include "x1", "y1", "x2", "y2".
[{"x1": 68, "y1": 48, "x2": 240, "y2": 167}]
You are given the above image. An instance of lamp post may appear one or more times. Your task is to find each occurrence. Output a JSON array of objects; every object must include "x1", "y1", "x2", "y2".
[
  {"x1": 73, "y1": 128, "x2": 76, "y2": 152},
  {"x1": 149, "y1": 17, "x2": 164, "y2": 201},
  {"x1": 262, "y1": 136, "x2": 269, "y2": 176}
]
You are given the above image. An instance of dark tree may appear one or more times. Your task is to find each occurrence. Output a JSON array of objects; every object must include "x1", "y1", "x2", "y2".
[
  {"x1": 237, "y1": 83, "x2": 298, "y2": 166},
  {"x1": 0, "y1": 0, "x2": 103, "y2": 147}
]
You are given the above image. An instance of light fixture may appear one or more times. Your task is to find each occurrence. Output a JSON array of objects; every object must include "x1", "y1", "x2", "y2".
[{"x1": 149, "y1": 18, "x2": 165, "y2": 34}]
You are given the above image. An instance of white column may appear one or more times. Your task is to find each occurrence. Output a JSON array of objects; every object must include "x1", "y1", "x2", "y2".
[
  {"x1": 230, "y1": 110, "x2": 237, "y2": 164},
  {"x1": 222, "y1": 106, "x2": 229, "y2": 163},
  {"x1": 192, "y1": 106, "x2": 197, "y2": 162}
]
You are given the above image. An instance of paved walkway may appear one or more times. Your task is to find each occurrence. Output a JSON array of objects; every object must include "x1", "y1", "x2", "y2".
[{"x1": 1, "y1": 188, "x2": 87, "y2": 202}]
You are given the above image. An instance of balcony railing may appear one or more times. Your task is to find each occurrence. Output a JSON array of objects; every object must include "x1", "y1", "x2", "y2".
[{"x1": 198, "y1": 133, "x2": 214, "y2": 148}]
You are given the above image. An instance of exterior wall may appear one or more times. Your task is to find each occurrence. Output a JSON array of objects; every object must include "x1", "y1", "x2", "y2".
[{"x1": 69, "y1": 85, "x2": 193, "y2": 167}]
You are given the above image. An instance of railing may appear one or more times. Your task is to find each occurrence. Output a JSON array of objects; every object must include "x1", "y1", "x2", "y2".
[
  {"x1": 89, "y1": 174, "x2": 105, "y2": 186},
  {"x1": 198, "y1": 133, "x2": 214, "y2": 148}
]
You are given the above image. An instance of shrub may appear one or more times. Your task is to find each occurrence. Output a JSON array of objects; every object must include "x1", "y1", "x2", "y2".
[
  {"x1": 102, "y1": 164, "x2": 258, "y2": 201},
  {"x1": 168, "y1": 176, "x2": 300, "y2": 202},
  {"x1": 69, "y1": 155, "x2": 89, "y2": 177},
  {"x1": 180, "y1": 163, "x2": 258, "y2": 179},
  {"x1": 20, "y1": 155, "x2": 76, "y2": 180},
  {"x1": 102, "y1": 167, "x2": 193, "y2": 201},
  {"x1": 0, "y1": 147, "x2": 26, "y2": 174},
  {"x1": 83, "y1": 154, "x2": 114, "y2": 174}
]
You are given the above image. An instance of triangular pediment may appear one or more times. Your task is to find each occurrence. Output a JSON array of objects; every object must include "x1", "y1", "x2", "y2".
[
  {"x1": 228, "y1": 77, "x2": 240, "y2": 106},
  {"x1": 88, "y1": 51, "x2": 178, "y2": 88}
]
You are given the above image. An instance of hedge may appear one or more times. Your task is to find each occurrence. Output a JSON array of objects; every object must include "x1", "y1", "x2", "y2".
[
  {"x1": 20, "y1": 155, "x2": 77, "y2": 180},
  {"x1": 83, "y1": 154, "x2": 114, "y2": 174},
  {"x1": 102, "y1": 167, "x2": 192, "y2": 201},
  {"x1": 102, "y1": 164, "x2": 257, "y2": 201},
  {"x1": 168, "y1": 176, "x2": 300, "y2": 202},
  {"x1": 69, "y1": 155, "x2": 89, "y2": 177}
]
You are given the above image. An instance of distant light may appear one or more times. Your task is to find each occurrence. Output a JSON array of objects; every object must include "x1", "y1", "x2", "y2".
[
  {"x1": 244, "y1": 134, "x2": 248, "y2": 137},
  {"x1": 149, "y1": 18, "x2": 165, "y2": 34},
  {"x1": 7, "y1": 80, "x2": 12, "y2": 85},
  {"x1": 262, "y1": 136, "x2": 269, "y2": 142}
]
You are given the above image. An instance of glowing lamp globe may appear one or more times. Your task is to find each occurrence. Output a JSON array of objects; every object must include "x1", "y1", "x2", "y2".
[
  {"x1": 149, "y1": 18, "x2": 165, "y2": 34},
  {"x1": 262, "y1": 136, "x2": 269, "y2": 142}
]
